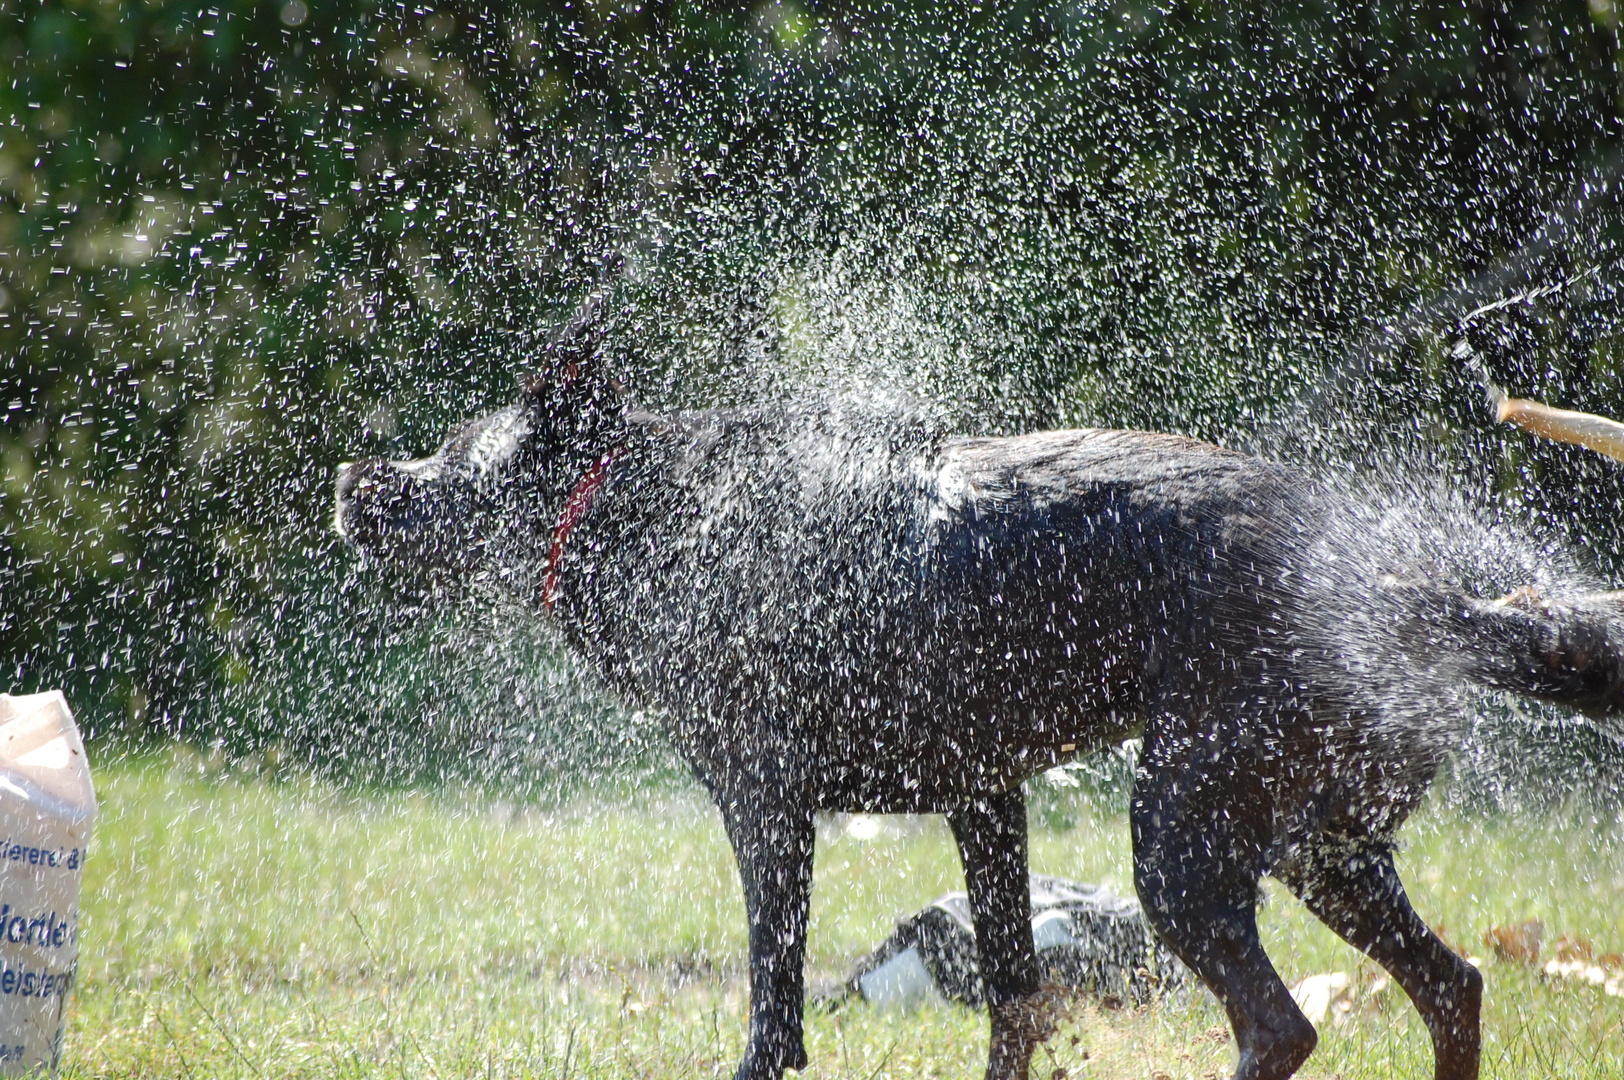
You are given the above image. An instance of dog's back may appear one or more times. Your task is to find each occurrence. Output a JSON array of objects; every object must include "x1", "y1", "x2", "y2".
[{"x1": 555, "y1": 414, "x2": 1336, "y2": 809}]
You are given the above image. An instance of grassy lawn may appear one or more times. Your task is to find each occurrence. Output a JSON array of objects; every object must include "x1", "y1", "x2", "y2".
[{"x1": 62, "y1": 752, "x2": 1624, "y2": 1079}]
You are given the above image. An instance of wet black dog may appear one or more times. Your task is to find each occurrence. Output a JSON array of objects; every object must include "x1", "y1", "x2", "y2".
[{"x1": 335, "y1": 337, "x2": 1624, "y2": 1080}]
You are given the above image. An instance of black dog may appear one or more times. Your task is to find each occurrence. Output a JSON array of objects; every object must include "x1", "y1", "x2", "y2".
[{"x1": 335, "y1": 336, "x2": 1624, "y2": 1080}]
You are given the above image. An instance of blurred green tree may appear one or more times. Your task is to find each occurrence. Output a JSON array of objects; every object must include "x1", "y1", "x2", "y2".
[{"x1": 2, "y1": 0, "x2": 1622, "y2": 780}]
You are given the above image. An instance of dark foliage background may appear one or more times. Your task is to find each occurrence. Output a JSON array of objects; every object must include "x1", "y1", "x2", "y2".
[{"x1": 3, "y1": 0, "x2": 1624, "y2": 788}]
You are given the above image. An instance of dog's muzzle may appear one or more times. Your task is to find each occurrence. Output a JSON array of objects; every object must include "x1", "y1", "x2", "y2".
[{"x1": 333, "y1": 458, "x2": 480, "y2": 576}]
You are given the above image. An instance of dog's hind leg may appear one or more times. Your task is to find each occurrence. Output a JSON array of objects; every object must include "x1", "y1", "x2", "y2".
[
  {"x1": 1278, "y1": 834, "x2": 1481, "y2": 1080},
  {"x1": 948, "y1": 789, "x2": 1052, "y2": 1080},
  {"x1": 719, "y1": 795, "x2": 815, "y2": 1080},
  {"x1": 1131, "y1": 769, "x2": 1316, "y2": 1079}
]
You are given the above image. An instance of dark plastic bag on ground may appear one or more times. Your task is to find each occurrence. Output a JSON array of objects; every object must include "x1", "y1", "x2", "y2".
[{"x1": 821, "y1": 875, "x2": 1189, "y2": 1011}]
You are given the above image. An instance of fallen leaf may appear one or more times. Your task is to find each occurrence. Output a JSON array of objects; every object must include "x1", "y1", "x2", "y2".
[
  {"x1": 1484, "y1": 920, "x2": 1543, "y2": 964},
  {"x1": 1553, "y1": 933, "x2": 1594, "y2": 962},
  {"x1": 1290, "y1": 971, "x2": 1352, "y2": 1026}
]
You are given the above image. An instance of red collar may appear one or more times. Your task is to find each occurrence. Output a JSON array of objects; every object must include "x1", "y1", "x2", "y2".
[{"x1": 541, "y1": 451, "x2": 615, "y2": 612}]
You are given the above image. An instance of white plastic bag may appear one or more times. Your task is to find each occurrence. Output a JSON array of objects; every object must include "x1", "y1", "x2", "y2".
[{"x1": 0, "y1": 692, "x2": 96, "y2": 1077}]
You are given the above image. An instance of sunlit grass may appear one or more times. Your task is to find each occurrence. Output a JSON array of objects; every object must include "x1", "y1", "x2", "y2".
[{"x1": 63, "y1": 752, "x2": 1624, "y2": 1079}]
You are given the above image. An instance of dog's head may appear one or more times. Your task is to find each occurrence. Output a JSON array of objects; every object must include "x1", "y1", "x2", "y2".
[{"x1": 334, "y1": 337, "x2": 625, "y2": 587}]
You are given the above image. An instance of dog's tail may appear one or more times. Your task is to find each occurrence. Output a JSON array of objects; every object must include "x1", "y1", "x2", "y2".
[{"x1": 1380, "y1": 577, "x2": 1624, "y2": 719}]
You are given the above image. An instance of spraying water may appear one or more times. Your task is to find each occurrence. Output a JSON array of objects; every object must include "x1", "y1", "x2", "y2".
[
  {"x1": 5, "y1": 6, "x2": 1623, "y2": 792},
  {"x1": 5, "y1": 5, "x2": 1624, "y2": 1078}
]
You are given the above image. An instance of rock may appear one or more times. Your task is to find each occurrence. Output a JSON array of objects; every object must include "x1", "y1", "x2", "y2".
[{"x1": 822, "y1": 874, "x2": 1190, "y2": 1011}]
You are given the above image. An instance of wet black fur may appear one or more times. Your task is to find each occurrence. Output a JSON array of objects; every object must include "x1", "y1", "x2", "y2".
[{"x1": 335, "y1": 359, "x2": 1624, "y2": 1080}]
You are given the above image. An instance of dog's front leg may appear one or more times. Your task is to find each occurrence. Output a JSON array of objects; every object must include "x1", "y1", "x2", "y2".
[
  {"x1": 949, "y1": 789, "x2": 1052, "y2": 1080},
  {"x1": 719, "y1": 793, "x2": 815, "y2": 1080}
]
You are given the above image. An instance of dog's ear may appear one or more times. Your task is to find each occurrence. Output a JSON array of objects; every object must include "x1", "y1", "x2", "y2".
[
  {"x1": 514, "y1": 367, "x2": 625, "y2": 458},
  {"x1": 519, "y1": 282, "x2": 618, "y2": 393},
  {"x1": 515, "y1": 353, "x2": 626, "y2": 410},
  {"x1": 515, "y1": 270, "x2": 634, "y2": 450},
  {"x1": 516, "y1": 326, "x2": 626, "y2": 454}
]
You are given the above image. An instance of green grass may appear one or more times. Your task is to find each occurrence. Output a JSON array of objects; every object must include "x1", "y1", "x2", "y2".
[{"x1": 62, "y1": 751, "x2": 1624, "y2": 1079}]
